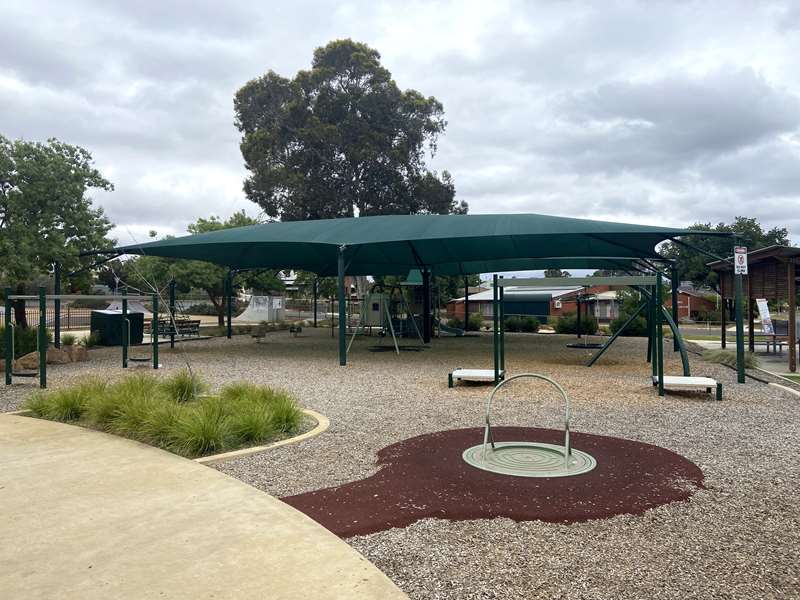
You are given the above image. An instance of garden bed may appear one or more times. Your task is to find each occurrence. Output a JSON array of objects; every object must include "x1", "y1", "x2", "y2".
[{"x1": 24, "y1": 370, "x2": 308, "y2": 458}]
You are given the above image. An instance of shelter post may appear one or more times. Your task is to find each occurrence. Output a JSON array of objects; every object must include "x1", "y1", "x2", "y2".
[
  {"x1": 492, "y1": 274, "x2": 500, "y2": 384},
  {"x1": 422, "y1": 268, "x2": 431, "y2": 343},
  {"x1": 54, "y1": 261, "x2": 61, "y2": 349},
  {"x1": 152, "y1": 293, "x2": 159, "y2": 370},
  {"x1": 576, "y1": 296, "x2": 582, "y2": 338},
  {"x1": 656, "y1": 274, "x2": 664, "y2": 396},
  {"x1": 789, "y1": 260, "x2": 797, "y2": 373},
  {"x1": 337, "y1": 246, "x2": 347, "y2": 366},
  {"x1": 646, "y1": 289, "x2": 652, "y2": 363},
  {"x1": 38, "y1": 286, "x2": 47, "y2": 389},
  {"x1": 225, "y1": 271, "x2": 233, "y2": 340},
  {"x1": 122, "y1": 288, "x2": 128, "y2": 369},
  {"x1": 169, "y1": 280, "x2": 176, "y2": 349},
  {"x1": 313, "y1": 278, "x2": 318, "y2": 328},
  {"x1": 670, "y1": 265, "x2": 679, "y2": 351},
  {"x1": 650, "y1": 286, "x2": 658, "y2": 379},
  {"x1": 734, "y1": 266, "x2": 745, "y2": 384},
  {"x1": 4, "y1": 287, "x2": 12, "y2": 385},
  {"x1": 499, "y1": 277, "x2": 505, "y2": 372},
  {"x1": 463, "y1": 277, "x2": 469, "y2": 329}
]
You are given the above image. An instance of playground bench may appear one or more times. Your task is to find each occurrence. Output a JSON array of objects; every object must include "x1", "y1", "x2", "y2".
[
  {"x1": 652, "y1": 375, "x2": 722, "y2": 401},
  {"x1": 289, "y1": 324, "x2": 302, "y2": 337},
  {"x1": 145, "y1": 318, "x2": 201, "y2": 338}
]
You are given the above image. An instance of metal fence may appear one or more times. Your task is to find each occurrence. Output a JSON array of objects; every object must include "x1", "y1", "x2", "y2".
[{"x1": 0, "y1": 306, "x2": 94, "y2": 330}]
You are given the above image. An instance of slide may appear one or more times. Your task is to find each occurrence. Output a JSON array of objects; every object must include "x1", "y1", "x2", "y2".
[{"x1": 436, "y1": 318, "x2": 465, "y2": 337}]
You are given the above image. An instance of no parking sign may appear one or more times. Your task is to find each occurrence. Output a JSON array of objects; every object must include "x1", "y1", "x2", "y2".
[{"x1": 734, "y1": 246, "x2": 748, "y2": 275}]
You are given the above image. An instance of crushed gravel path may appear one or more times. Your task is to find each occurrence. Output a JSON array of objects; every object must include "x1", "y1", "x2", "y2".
[{"x1": 3, "y1": 329, "x2": 799, "y2": 599}]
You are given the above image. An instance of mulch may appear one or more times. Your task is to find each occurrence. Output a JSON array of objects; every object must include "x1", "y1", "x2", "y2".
[{"x1": 281, "y1": 427, "x2": 704, "y2": 538}]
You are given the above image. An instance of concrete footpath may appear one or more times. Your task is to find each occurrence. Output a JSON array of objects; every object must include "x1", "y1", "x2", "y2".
[{"x1": 0, "y1": 414, "x2": 407, "y2": 599}]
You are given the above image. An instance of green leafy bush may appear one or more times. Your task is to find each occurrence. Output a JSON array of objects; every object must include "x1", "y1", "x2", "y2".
[
  {"x1": 466, "y1": 313, "x2": 484, "y2": 331},
  {"x1": 60, "y1": 333, "x2": 77, "y2": 346},
  {"x1": 702, "y1": 349, "x2": 760, "y2": 369},
  {"x1": 609, "y1": 315, "x2": 648, "y2": 337},
  {"x1": 0, "y1": 326, "x2": 51, "y2": 359},
  {"x1": 520, "y1": 316, "x2": 540, "y2": 332},
  {"x1": 80, "y1": 331, "x2": 101, "y2": 348},
  {"x1": 446, "y1": 317, "x2": 463, "y2": 329},
  {"x1": 555, "y1": 313, "x2": 598, "y2": 335},
  {"x1": 504, "y1": 316, "x2": 522, "y2": 332},
  {"x1": 24, "y1": 372, "x2": 304, "y2": 458}
]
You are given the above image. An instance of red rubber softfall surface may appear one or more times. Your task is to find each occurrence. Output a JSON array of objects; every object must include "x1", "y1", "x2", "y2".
[{"x1": 281, "y1": 427, "x2": 704, "y2": 538}]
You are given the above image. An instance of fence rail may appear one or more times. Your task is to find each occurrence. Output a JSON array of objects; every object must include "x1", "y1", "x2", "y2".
[{"x1": 1, "y1": 307, "x2": 94, "y2": 330}]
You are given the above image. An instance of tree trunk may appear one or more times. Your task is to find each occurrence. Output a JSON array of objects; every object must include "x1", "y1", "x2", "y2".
[{"x1": 13, "y1": 283, "x2": 28, "y2": 329}]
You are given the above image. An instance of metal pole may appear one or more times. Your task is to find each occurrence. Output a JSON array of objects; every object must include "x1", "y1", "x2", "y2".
[
  {"x1": 313, "y1": 278, "x2": 318, "y2": 328},
  {"x1": 734, "y1": 269, "x2": 745, "y2": 384},
  {"x1": 720, "y1": 277, "x2": 727, "y2": 349},
  {"x1": 499, "y1": 277, "x2": 505, "y2": 372},
  {"x1": 4, "y1": 287, "x2": 12, "y2": 385},
  {"x1": 464, "y1": 276, "x2": 470, "y2": 330},
  {"x1": 226, "y1": 271, "x2": 233, "y2": 340},
  {"x1": 337, "y1": 246, "x2": 347, "y2": 366},
  {"x1": 788, "y1": 260, "x2": 797, "y2": 373},
  {"x1": 169, "y1": 279, "x2": 176, "y2": 349},
  {"x1": 122, "y1": 288, "x2": 128, "y2": 368},
  {"x1": 493, "y1": 274, "x2": 499, "y2": 383},
  {"x1": 422, "y1": 268, "x2": 431, "y2": 343},
  {"x1": 671, "y1": 265, "x2": 679, "y2": 352},
  {"x1": 152, "y1": 293, "x2": 159, "y2": 370},
  {"x1": 656, "y1": 274, "x2": 664, "y2": 396},
  {"x1": 651, "y1": 286, "x2": 658, "y2": 379},
  {"x1": 38, "y1": 286, "x2": 47, "y2": 389},
  {"x1": 576, "y1": 295, "x2": 582, "y2": 338},
  {"x1": 54, "y1": 261, "x2": 61, "y2": 348}
]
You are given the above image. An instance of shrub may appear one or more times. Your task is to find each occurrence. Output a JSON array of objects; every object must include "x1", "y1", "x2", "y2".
[
  {"x1": 267, "y1": 390, "x2": 304, "y2": 432},
  {"x1": 0, "y1": 326, "x2": 50, "y2": 359},
  {"x1": 160, "y1": 369, "x2": 206, "y2": 403},
  {"x1": 447, "y1": 317, "x2": 464, "y2": 329},
  {"x1": 169, "y1": 397, "x2": 232, "y2": 457},
  {"x1": 80, "y1": 331, "x2": 101, "y2": 348},
  {"x1": 504, "y1": 316, "x2": 522, "y2": 332},
  {"x1": 60, "y1": 333, "x2": 77, "y2": 346},
  {"x1": 555, "y1": 313, "x2": 598, "y2": 335},
  {"x1": 610, "y1": 315, "x2": 648, "y2": 337},
  {"x1": 25, "y1": 378, "x2": 105, "y2": 421},
  {"x1": 702, "y1": 349, "x2": 760, "y2": 369},
  {"x1": 521, "y1": 316, "x2": 540, "y2": 333},
  {"x1": 466, "y1": 313, "x2": 484, "y2": 331}
]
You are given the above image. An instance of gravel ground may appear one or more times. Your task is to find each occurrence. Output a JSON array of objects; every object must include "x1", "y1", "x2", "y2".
[{"x1": 3, "y1": 329, "x2": 799, "y2": 599}]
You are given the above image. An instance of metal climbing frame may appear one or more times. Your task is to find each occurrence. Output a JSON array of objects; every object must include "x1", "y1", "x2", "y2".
[{"x1": 482, "y1": 373, "x2": 572, "y2": 470}]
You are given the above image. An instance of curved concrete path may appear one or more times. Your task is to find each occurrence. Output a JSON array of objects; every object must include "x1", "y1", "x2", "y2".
[{"x1": 0, "y1": 414, "x2": 407, "y2": 599}]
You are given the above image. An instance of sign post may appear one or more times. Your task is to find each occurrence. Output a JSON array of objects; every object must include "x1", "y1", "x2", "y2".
[{"x1": 733, "y1": 246, "x2": 747, "y2": 383}]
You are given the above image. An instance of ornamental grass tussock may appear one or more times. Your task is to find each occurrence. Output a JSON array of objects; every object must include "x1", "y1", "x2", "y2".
[{"x1": 24, "y1": 369, "x2": 303, "y2": 458}]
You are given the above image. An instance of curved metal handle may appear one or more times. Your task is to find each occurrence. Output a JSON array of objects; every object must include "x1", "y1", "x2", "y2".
[{"x1": 482, "y1": 373, "x2": 572, "y2": 469}]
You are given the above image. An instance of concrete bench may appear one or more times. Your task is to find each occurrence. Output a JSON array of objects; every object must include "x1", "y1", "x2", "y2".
[
  {"x1": 448, "y1": 368, "x2": 505, "y2": 388},
  {"x1": 652, "y1": 375, "x2": 722, "y2": 401}
]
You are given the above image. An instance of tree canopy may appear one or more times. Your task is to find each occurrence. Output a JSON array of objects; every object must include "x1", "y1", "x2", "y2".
[
  {"x1": 234, "y1": 39, "x2": 466, "y2": 220},
  {"x1": 661, "y1": 216, "x2": 790, "y2": 290},
  {"x1": 0, "y1": 136, "x2": 113, "y2": 290},
  {"x1": 126, "y1": 211, "x2": 283, "y2": 326}
]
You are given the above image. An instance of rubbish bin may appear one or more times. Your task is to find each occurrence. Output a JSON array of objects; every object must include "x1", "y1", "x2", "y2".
[{"x1": 89, "y1": 310, "x2": 144, "y2": 346}]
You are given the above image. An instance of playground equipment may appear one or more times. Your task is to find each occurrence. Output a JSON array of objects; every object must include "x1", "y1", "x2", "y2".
[
  {"x1": 4, "y1": 287, "x2": 161, "y2": 389},
  {"x1": 462, "y1": 373, "x2": 597, "y2": 478},
  {"x1": 235, "y1": 295, "x2": 285, "y2": 323},
  {"x1": 347, "y1": 283, "x2": 424, "y2": 355},
  {"x1": 565, "y1": 288, "x2": 605, "y2": 349}
]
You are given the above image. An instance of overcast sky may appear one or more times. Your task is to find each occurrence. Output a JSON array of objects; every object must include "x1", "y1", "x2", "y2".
[{"x1": 3, "y1": 0, "x2": 800, "y2": 248}]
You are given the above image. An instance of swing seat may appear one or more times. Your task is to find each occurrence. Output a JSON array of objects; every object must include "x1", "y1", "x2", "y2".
[
  {"x1": 129, "y1": 356, "x2": 152, "y2": 362},
  {"x1": 651, "y1": 375, "x2": 722, "y2": 401},
  {"x1": 11, "y1": 370, "x2": 38, "y2": 378}
]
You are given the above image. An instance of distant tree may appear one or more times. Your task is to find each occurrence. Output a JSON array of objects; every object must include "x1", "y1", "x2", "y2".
[
  {"x1": 0, "y1": 136, "x2": 114, "y2": 327},
  {"x1": 127, "y1": 211, "x2": 283, "y2": 326},
  {"x1": 234, "y1": 39, "x2": 466, "y2": 220},
  {"x1": 544, "y1": 269, "x2": 571, "y2": 278},
  {"x1": 591, "y1": 269, "x2": 627, "y2": 277},
  {"x1": 661, "y1": 217, "x2": 789, "y2": 291}
]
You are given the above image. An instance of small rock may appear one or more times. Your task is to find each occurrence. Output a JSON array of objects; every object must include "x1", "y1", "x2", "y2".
[
  {"x1": 46, "y1": 347, "x2": 72, "y2": 365},
  {"x1": 16, "y1": 351, "x2": 40, "y2": 370},
  {"x1": 63, "y1": 345, "x2": 88, "y2": 362}
]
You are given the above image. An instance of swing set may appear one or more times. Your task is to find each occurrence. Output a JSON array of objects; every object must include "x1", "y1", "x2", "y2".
[{"x1": 347, "y1": 282, "x2": 425, "y2": 354}]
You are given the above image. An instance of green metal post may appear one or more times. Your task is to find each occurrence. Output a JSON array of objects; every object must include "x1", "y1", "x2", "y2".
[
  {"x1": 4, "y1": 287, "x2": 12, "y2": 385},
  {"x1": 38, "y1": 286, "x2": 47, "y2": 389},
  {"x1": 54, "y1": 261, "x2": 61, "y2": 349},
  {"x1": 734, "y1": 269, "x2": 745, "y2": 384},
  {"x1": 169, "y1": 279, "x2": 176, "y2": 349},
  {"x1": 671, "y1": 265, "x2": 679, "y2": 351},
  {"x1": 499, "y1": 277, "x2": 505, "y2": 372},
  {"x1": 152, "y1": 294, "x2": 159, "y2": 370},
  {"x1": 337, "y1": 246, "x2": 347, "y2": 366},
  {"x1": 646, "y1": 289, "x2": 652, "y2": 363},
  {"x1": 226, "y1": 271, "x2": 233, "y2": 340},
  {"x1": 576, "y1": 296, "x2": 582, "y2": 338},
  {"x1": 651, "y1": 286, "x2": 657, "y2": 378},
  {"x1": 422, "y1": 268, "x2": 431, "y2": 343},
  {"x1": 656, "y1": 274, "x2": 664, "y2": 396},
  {"x1": 313, "y1": 278, "x2": 318, "y2": 328},
  {"x1": 121, "y1": 288, "x2": 128, "y2": 368},
  {"x1": 493, "y1": 274, "x2": 499, "y2": 383}
]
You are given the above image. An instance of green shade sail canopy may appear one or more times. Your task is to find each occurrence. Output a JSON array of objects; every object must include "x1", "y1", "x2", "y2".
[{"x1": 116, "y1": 213, "x2": 724, "y2": 276}]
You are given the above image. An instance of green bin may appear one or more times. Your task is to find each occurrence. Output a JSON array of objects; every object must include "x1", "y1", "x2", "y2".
[{"x1": 90, "y1": 310, "x2": 144, "y2": 346}]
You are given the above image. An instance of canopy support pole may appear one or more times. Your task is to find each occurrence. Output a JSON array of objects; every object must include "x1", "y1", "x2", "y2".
[
  {"x1": 54, "y1": 262, "x2": 61, "y2": 349},
  {"x1": 789, "y1": 260, "x2": 797, "y2": 373},
  {"x1": 338, "y1": 246, "x2": 347, "y2": 366},
  {"x1": 4, "y1": 287, "x2": 11, "y2": 385},
  {"x1": 493, "y1": 274, "x2": 500, "y2": 384},
  {"x1": 670, "y1": 265, "x2": 679, "y2": 351},
  {"x1": 734, "y1": 261, "x2": 745, "y2": 384},
  {"x1": 313, "y1": 278, "x2": 318, "y2": 328},
  {"x1": 651, "y1": 286, "x2": 658, "y2": 379},
  {"x1": 656, "y1": 274, "x2": 664, "y2": 396},
  {"x1": 225, "y1": 271, "x2": 233, "y2": 340},
  {"x1": 152, "y1": 293, "x2": 159, "y2": 369},
  {"x1": 422, "y1": 268, "x2": 431, "y2": 343},
  {"x1": 576, "y1": 296, "x2": 582, "y2": 338},
  {"x1": 464, "y1": 276, "x2": 469, "y2": 330},
  {"x1": 122, "y1": 288, "x2": 128, "y2": 369},
  {"x1": 38, "y1": 287, "x2": 47, "y2": 389},
  {"x1": 499, "y1": 277, "x2": 505, "y2": 372},
  {"x1": 169, "y1": 280, "x2": 176, "y2": 349}
]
